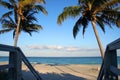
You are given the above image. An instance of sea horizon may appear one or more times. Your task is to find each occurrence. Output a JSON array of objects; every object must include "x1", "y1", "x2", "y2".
[{"x1": 0, "y1": 56, "x2": 120, "y2": 65}]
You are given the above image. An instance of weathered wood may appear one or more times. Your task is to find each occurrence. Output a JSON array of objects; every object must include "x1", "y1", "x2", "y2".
[
  {"x1": 0, "y1": 44, "x2": 17, "y2": 52},
  {"x1": 104, "y1": 49, "x2": 118, "y2": 80},
  {"x1": 97, "y1": 61, "x2": 104, "y2": 80},
  {"x1": 0, "y1": 44, "x2": 42, "y2": 80},
  {"x1": 14, "y1": 50, "x2": 22, "y2": 80},
  {"x1": 110, "y1": 66, "x2": 120, "y2": 75},
  {"x1": 97, "y1": 38, "x2": 120, "y2": 80},
  {"x1": 17, "y1": 48, "x2": 42, "y2": 80},
  {"x1": 8, "y1": 52, "x2": 15, "y2": 80},
  {"x1": 8, "y1": 51, "x2": 22, "y2": 80},
  {"x1": 0, "y1": 65, "x2": 14, "y2": 71},
  {"x1": 108, "y1": 38, "x2": 120, "y2": 50}
]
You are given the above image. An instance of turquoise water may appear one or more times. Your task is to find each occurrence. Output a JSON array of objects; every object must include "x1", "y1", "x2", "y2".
[{"x1": 0, "y1": 56, "x2": 120, "y2": 65}]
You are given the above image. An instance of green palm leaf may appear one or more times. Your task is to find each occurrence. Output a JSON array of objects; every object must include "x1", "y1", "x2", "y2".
[
  {"x1": 0, "y1": 11, "x2": 13, "y2": 21},
  {"x1": 73, "y1": 17, "x2": 82, "y2": 38},
  {"x1": 0, "y1": 29, "x2": 12, "y2": 34},
  {"x1": 57, "y1": 6, "x2": 82, "y2": 24},
  {"x1": 96, "y1": 16, "x2": 105, "y2": 32},
  {"x1": 0, "y1": 1, "x2": 14, "y2": 9},
  {"x1": 34, "y1": 5, "x2": 48, "y2": 15}
]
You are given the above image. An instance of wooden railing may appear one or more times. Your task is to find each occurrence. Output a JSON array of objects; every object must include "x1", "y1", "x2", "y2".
[
  {"x1": 0, "y1": 44, "x2": 42, "y2": 80},
  {"x1": 97, "y1": 38, "x2": 120, "y2": 80}
]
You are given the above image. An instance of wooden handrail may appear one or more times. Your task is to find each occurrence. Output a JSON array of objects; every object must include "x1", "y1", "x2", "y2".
[
  {"x1": 110, "y1": 66, "x2": 120, "y2": 75},
  {"x1": 97, "y1": 38, "x2": 120, "y2": 80},
  {"x1": 108, "y1": 38, "x2": 120, "y2": 50},
  {"x1": 0, "y1": 64, "x2": 14, "y2": 71},
  {"x1": 17, "y1": 48, "x2": 42, "y2": 80},
  {"x1": 0, "y1": 44, "x2": 42, "y2": 80},
  {"x1": 0, "y1": 44, "x2": 18, "y2": 52}
]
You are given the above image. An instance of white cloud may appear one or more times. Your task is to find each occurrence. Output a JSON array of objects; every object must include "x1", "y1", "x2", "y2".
[
  {"x1": 27, "y1": 45, "x2": 99, "y2": 52},
  {"x1": 27, "y1": 45, "x2": 64, "y2": 50},
  {"x1": 20, "y1": 45, "x2": 101, "y2": 57}
]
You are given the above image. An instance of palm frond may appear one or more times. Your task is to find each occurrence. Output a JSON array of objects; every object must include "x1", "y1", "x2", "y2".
[
  {"x1": 1, "y1": 18, "x2": 16, "y2": 28},
  {"x1": 106, "y1": 0, "x2": 120, "y2": 6},
  {"x1": 0, "y1": 11, "x2": 13, "y2": 21},
  {"x1": 73, "y1": 17, "x2": 82, "y2": 38},
  {"x1": 101, "y1": 11, "x2": 119, "y2": 27},
  {"x1": 35, "y1": 0, "x2": 46, "y2": 4},
  {"x1": 58, "y1": 6, "x2": 82, "y2": 24},
  {"x1": 8, "y1": 16, "x2": 15, "y2": 24},
  {"x1": 34, "y1": 5, "x2": 48, "y2": 15},
  {"x1": 81, "y1": 17, "x2": 89, "y2": 35},
  {"x1": 96, "y1": 16, "x2": 105, "y2": 32},
  {"x1": 114, "y1": 6, "x2": 120, "y2": 10},
  {"x1": 0, "y1": 29, "x2": 12, "y2": 34},
  {"x1": 14, "y1": 10, "x2": 18, "y2": 23},
  {"x1": 103, "y1": 9, "x2": 120, "y2": 18},
  {"x1": 13, "y1": 30, "x2": 16, "y2": 39},
  {"x1": 27, "y1": 15, "x2": 37, "y2": 22},
  {"x1": 0, "y1": 1, "x2": 13, "y2": 9},
  {"x1": 24, "y1": 30, "x2": 32, "y2": 36},
  {"x1": 22, "y1": 24, "x2": 42, "y2": 36},
  {"x1": 2, "y1": 23, "x2": 16, "y2": 29},
  {"x1": 98, "y1": 0, "x2": 120, "y2": 11},
  {"x1": 9, "y1": 0, "x2": 16, "y2": 4},
  {"x1": 19, "y1": 0, "x2": 45, "y2": 5},
  {"x1": 116, "y1": 16, "x2": 120, "y2": 27},
  {"x1": 29, "y1": 24, "x2": 43, "y2": 30}
]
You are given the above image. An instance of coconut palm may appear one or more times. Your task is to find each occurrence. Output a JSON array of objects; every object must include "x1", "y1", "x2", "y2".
[
  {"x1": 0, "y1": 0, "x2": 47, "y2": 46},
  {"x1": 57, "y1": 0, "x2": 120, "y2": 59}
]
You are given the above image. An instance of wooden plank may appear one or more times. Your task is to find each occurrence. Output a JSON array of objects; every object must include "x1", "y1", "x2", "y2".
[
  {"x1": 0, "y1": 44, "x2": 17, "y2": 52},
  {"x1": 104, "y1": 49, "x2": 118, "y2": 80},
  {"x1": 17, "y1": 48, "x2": 42, "y2": 80},
  {"x1": 0, "y1": 65, "x2": 14, "y2": 70},
  {"x1": 110, "y1": 66, "x2": 120, "y2": 75},
  {"x1": 108, "y1": 38, "x2": 120, "y2": 50},
  {"x1": 8, "y1": 51, "x2": 22, "y2": 80},
  {"x1": 8, "y1": 52, "x2": 15, "y2": 80},
  {"x1": 15, "y1": 50, "x2": 22, "y2": 80},
  {"x1": 97, "y1": 61, "x2": 104, "y2": 80}
]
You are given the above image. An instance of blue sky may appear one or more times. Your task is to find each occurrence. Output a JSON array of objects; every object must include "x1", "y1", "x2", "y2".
[{"x1": 0, "y1": 0, "x2": 120, "y2": 57}]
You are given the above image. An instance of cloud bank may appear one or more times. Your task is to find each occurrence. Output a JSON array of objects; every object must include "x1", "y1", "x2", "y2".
[{"x1": 27, "y1": 45, "x2": 99, "y2": 52}]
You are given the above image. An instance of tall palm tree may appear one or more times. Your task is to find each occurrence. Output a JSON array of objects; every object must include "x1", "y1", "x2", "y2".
[
  {"x1": 57, "y1": 0, "x2": 120, "y2": 59},
  {"x1": 0, "y1": 0, "x2": 47, "y2": 46}
]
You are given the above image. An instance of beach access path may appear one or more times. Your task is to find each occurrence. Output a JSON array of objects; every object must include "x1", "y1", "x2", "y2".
[
  {"x1": 0, "y1": 62, "x2": 119, "y2": 80},
  {"x1": 22, "y1": 64, "x2": 101, "y2": 80}
]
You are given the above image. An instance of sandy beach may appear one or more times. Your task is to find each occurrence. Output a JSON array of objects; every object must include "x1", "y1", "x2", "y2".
[
  {"x1": 0, "y1": 62, "x2": 120, "y2": 80},
  {"x1": 22, "y1": 64, "x2": 100, "y2": 80}
]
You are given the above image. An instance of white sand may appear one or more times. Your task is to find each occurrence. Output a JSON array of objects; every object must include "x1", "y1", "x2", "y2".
[
  {"x1": 22, "y1": 64, "x2": 101, "y2": 80},
  {"x1": 0, "y1": 62, "x2": 119, "y2": 80}
]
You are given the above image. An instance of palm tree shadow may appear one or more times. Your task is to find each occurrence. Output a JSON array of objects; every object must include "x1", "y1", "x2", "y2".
[
  {"x1": 41, "y1": 72, "x2": 86, "y2": 80},
  {"x1": 22, "y1": 70, "x2": 87, "y2": 80}
]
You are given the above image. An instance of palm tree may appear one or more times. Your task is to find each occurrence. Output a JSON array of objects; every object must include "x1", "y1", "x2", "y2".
[
  {"x1": 0, "y1": 0, "x2": 47, "y2": 46},
  {"x1": 57, "y1": 0, "x2": 120, "y2": 59}
]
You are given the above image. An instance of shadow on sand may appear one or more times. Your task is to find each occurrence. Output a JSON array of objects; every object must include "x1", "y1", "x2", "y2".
[{"x1": 22, "y1": 70, "x2": 87, "y2": 80}]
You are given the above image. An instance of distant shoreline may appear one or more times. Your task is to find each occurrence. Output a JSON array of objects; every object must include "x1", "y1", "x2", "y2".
[
  {"x1": 0, "y1": 56, "x2": 120, "y2": 65},
  {"x1": 0, "y1": 55, "x2": 120, "y2": 57}
]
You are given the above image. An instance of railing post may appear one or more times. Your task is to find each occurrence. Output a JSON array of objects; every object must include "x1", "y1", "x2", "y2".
[
  {"x1": 104, "y1": 48, "x2": 118, "y2": 80},
  {"x1": 8, "y1": 52, "x2": 15, "y2": 80},
  {"x1": 97, "y1": 61, "x2": 104, "y2": 80},
  {"x1": 8, "y1": 50, "x2": 22, "y2": 80},
  {"x1": 15, "y1": 50, "x2": 22, "y2": 80}
]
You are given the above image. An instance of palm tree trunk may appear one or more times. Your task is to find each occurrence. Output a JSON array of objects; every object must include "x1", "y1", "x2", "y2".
[
  {"x1": 14, "y1": 16, "x2": 21, "y2": 47},
  {"x1": 91, "y1": 21, "x2": 104, "y2": 59}
]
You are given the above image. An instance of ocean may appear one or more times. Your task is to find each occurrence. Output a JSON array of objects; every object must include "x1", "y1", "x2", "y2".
[{"x1": 0, "y1": 56, "x2": 120, "y2": 65}]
